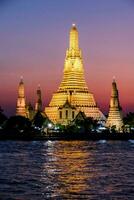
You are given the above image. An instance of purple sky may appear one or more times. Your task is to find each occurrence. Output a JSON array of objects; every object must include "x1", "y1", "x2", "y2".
[{"x1": 0, "y1": 0, "x2": 134, "y2": 116}]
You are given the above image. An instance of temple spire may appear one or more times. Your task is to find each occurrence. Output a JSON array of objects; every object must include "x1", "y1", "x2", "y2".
[
  {"x1": 60, "y1": 24, "x2": 86, "y2": 88},
  {"x1": 45, "y1": 24, "x2": 105, "y2": 124},
  {"x1": 20, "y1": 75, "x2": 23, "y2": 82},
  {"x1": 69, "y1": 23, "x2": 79, "y2": 50},
  {"x1": 35, "y1": 84, "x2": 42, "y2": 112},
  {"x1": 16, "y1": 77, "x2": 27, "y2": 117},
  {"x1": 106, "y1": 79, "x2": 123, "y2": 131}
]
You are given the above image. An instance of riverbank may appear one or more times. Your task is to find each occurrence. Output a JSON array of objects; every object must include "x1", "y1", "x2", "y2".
[{"x1": 0, "y1": 129, "x2": 134, "y2": 141}]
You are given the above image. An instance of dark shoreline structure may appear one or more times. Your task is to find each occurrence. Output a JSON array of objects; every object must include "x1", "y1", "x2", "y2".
[
  {"x1": 0, "y1": 108, "x2": 134, "y2": 141},
  {"x1": 0, "y1": 129, "x2": 134, "y2": 141}
]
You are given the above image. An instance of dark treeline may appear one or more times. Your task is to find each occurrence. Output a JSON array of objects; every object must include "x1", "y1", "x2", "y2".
[{"x1": 0, "y1": 107, "x2": 134, "y2": 140}]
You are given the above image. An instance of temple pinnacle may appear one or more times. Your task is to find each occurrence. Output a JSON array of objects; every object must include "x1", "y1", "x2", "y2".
[
  {"x1": 20, "y1": 75, "x2": 23, "y2": 83},
  {"x1": 35, "y1": 85, "x2": 42, "y2": 112},
  {"x1": 106, "y1": 79, "x2": 123, "y2": 131},
  {"x1": 113, "y1": 76, "x2": 116, "y2": 82},
  {"x1": 16, "y1": 77, "x2": 26, "y2": 117},
  {"x1": 38, "y1": 84, "x2": 41, "y2": 89},
  {"x1": 69, "y1": 23, "x2": 79, "y2": 50}
]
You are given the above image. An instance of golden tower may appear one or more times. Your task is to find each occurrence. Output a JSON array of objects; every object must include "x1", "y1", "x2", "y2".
[
  {"x1": 45, "y1": 24, "x2": 105, "y2": 124},
  {"x1": 106, "y1": 78, "x2": 123, "y2": 131},
  {"x1": 35, "y1": 84, "x2": 42, "y2": 112},
  {"x1": 16, "y1": 77, "x2": 27, "y2": 117}
]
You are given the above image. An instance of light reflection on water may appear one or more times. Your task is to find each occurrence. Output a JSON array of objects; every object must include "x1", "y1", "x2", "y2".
[{"x1": 0, "y1": 140, "x2": 134, "y2": 199}]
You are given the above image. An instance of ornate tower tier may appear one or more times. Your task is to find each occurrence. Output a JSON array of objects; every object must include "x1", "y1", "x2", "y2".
[
  {"x1": 106, "y1": 79, "x2": 123, "y2": 131},
  {"x1": 59, "y1": 24, "x2": 87, "y2": 91},
  {"x1": 45, "y1": 24, "x2": 105, "y2": 124},
  {"x1": 16, "y1": 77, "x2": 27, "y2": 117}
]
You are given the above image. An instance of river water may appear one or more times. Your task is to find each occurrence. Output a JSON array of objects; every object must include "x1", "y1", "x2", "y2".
[{"x1": 0, "y1": 140, "x2": 134, "y2": 199}]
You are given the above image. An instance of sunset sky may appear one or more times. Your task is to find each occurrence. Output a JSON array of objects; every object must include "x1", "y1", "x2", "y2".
[{"x1": 0, "y1": 0, "x2": 134, "y2": 116}]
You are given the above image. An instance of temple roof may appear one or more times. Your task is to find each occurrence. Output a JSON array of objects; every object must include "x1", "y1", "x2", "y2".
[{"x1": 58, "y1": 99, "x2": 75, "y2": 109}]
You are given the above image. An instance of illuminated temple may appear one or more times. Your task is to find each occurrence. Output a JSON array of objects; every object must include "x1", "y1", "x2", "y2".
[
  {"x1": 106, "y1": 79, "x2": 123, "y2": 131},
  {"x1": 45, "y1": 24, "x2": 105, "y2": 124},
  {"x1": 16, "y1": 77, "x2": 27, "y2": 117},
  {"x1": 16, "y1": 78, "x2": 43, "y2": 119}
]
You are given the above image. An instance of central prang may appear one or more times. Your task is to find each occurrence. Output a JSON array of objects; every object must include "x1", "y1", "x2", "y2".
[{"x1": 45, "y1": 24, "x2": 105, "y2": 125}]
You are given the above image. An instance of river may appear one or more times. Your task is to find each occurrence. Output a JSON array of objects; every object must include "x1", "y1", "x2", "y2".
[{"x1": 0, "y1": 140, "x2": 134, "y2": 199}]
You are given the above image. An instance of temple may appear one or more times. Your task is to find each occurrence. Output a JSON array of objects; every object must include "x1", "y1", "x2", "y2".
[
  {"x1": 35, "y1": 84, "x2": 42, "y2": 112},
  {"x1": 16, "y1": 77, "x2": 27, "y2": 117},
  {"x1": 106, "y1": 78, "x2": 123, "y2": 131},
  {"x1": 45, "y1": 24, "x2": 105, "y2": 124},
  {"x1": 16, "y1": 79, "x2": 43, "y2": 119}
]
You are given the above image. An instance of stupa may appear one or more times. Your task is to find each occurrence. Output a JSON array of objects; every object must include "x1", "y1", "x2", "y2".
[
  {"x1": 45, "y1": 24, "x2": 105, "y2": 124},
  {"x1": 16, "y1": 77, "x2": 27, "y2": 117},
  {"x1": 106, "y1": 78, "x2": 123, "y2": 131},
  {"x1": 35, "y1": 85, "x2": 42, "y2": 112}
]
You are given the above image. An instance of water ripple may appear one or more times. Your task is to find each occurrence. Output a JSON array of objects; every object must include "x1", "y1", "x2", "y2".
[{"x1": 0, "y1": 141, "x2": 134, "y2": 199}]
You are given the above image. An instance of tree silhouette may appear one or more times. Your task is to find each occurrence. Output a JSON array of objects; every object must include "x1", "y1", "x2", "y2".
[
  {"x1": 5, "y1": 115, "x2": 31, "y2": 131},
  {"x1": 32, "y1": 111, "x2": 45, "y2": 128},
  {"x1": 124, "y1": 112, "x2": 134, "y2": 127},
  {"x1": 0, "y1": 106, "x2": 7, "y2": 126}
]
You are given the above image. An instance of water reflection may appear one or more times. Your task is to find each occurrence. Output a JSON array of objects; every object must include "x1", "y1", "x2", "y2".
[
  {"x1": 41, "y1": 141, "x2": 93, "y2": 198},
  {"x1": 0, "y1": 141, "x2": 134, "y2": 199}
]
